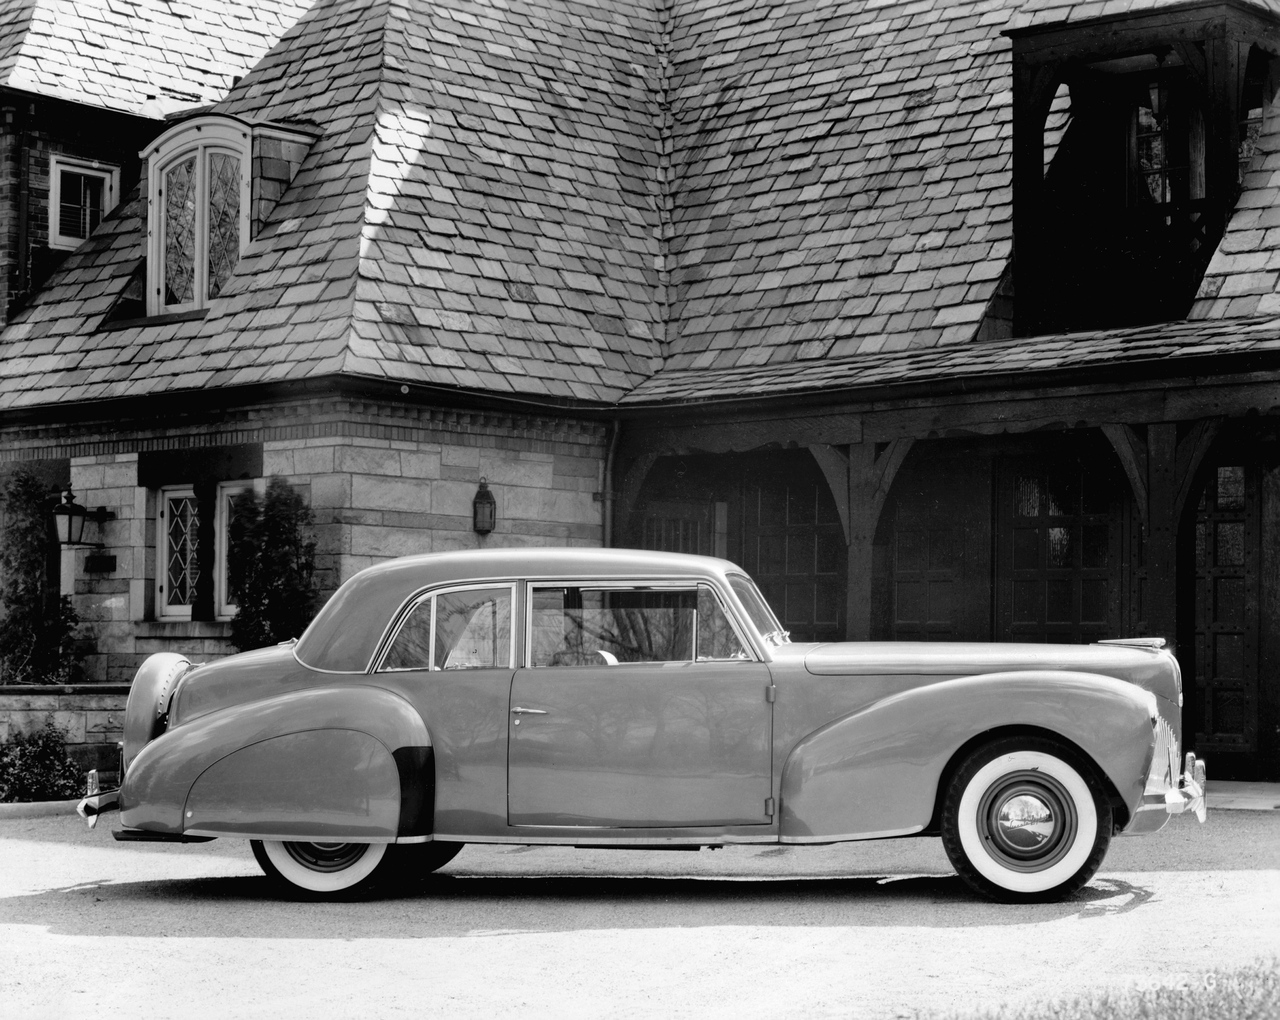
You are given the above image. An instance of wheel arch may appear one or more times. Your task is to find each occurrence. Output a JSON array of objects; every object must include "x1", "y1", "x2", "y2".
[{"x1": 922, "y1": 724, "x2": 1130, "y2": 835}]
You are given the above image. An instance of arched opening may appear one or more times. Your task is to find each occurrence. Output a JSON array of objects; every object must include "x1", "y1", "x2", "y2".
[{"x1": 628, "y1": 449, "x2": 846, "y2": 643}]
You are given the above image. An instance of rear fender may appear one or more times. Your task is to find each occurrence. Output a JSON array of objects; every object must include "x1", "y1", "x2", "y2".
[
  {"x1": 120, "y1": 686, "x2": 432, "y2": 840},
  {"x1": 778, "y1": 671, "x2": 1154, "y2": 842}
]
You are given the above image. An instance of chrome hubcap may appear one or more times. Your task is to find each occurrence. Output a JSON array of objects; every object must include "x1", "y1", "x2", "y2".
[
  {"x1": 977, "y1": 771, "x2": 1078, "y2": 872},
  {"x1": 996, "y1": 794, "x2": 1056, "y2": 850},
  {"x1": 282, "y1": 841, "x2": 369, "y2": 873}
]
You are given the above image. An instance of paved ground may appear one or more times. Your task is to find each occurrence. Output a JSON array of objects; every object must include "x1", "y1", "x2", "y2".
[{"x1": 1, "y1": 809, "x2": 1277, "y2": 1020}]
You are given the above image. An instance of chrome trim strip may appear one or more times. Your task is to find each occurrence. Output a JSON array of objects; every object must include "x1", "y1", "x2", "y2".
[
  {"x1": 781, "y1": 825, "x2": 925, "y2": 844},
  {"x1": 374, "y1": 581, "x2": 518, "y2": 673},
  {"x1": 522, "y1": 577, "x2": 763, "y2": 668},
  {"x1": 184, "y1": 829, "x2": 399, "y2": 843},
  {"x1": 432, "y1": 832, "x2": 779, "y2": 846}
]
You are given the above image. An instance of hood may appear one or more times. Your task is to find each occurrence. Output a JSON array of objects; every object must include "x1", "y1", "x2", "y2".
[{"x1": 789, "y1": 639, "x2": 1181, "y2": 705}]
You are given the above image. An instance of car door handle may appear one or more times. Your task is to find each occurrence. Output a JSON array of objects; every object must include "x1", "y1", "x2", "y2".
[{"x1": 511, "y1": 706, "x2": 548, "y2": 715}]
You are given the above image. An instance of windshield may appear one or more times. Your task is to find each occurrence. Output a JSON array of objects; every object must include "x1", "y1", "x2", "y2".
[{"x1": 727, "y1": 573, "x2": 788, "y2": 645}]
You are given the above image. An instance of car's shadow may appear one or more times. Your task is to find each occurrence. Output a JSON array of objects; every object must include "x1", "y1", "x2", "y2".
[{"x1": 1, "y1": 872, "x2": 1154, "y2": 939}]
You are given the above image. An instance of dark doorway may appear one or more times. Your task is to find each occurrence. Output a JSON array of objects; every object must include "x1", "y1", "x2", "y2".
[{"x1": 629, "y1": 451, "x2": 846, "y2": 643}]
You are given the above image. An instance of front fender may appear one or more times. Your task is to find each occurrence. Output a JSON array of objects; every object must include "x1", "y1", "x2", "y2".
[
  {"x1": 120, "y1": 685, "x2": 432, "y2": 840},
  {"x1": 779, "y1": 671, "x2": 1155, "y2": 841}
]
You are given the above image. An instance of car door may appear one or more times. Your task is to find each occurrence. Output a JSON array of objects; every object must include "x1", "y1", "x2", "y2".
[{"x1": 507, "y1": 581, "x2": 774, "y2": 828}]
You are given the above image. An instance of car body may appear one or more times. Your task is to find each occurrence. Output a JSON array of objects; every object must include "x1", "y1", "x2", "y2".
[{"x1": 80, "y1": 547, "x2": 1207, "y2": 900}]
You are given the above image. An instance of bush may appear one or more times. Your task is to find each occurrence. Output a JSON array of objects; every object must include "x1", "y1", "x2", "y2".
[
  {"x1": 0, "y1": 720, "x2": 83, "y2": 802},
  {"x1": 227, "y1": 476, "x2": 319, "y2": 651},
  {"x1": 0, "y1": 469, "x2": 81, "y2": 684}
]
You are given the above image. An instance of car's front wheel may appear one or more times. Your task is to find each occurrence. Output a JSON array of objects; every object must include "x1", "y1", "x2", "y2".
[
  {"x1": 252, "y1": 839, "x2": 390, "y2": 897},
  {"x1": 940, "y1": 737, "x2": 1112, "y2": 902}
]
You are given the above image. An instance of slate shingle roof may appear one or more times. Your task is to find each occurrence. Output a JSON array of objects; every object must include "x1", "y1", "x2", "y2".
[
  {"x1": 0, "y1": 0, "x2": 663, "y2": 408},
  {"x1": 661, "y1": 0, "x2": 1015, "y2": 372},
  {"x1": 622, "y1": 315, "x2": 1280, "y2": 404},
  {"x1": 0, "y1": 0, "x2": 313, "y2": 117},
  {"x1": 1190, "y1": 114, "x2": 1280, "y2": 319},
  {"x1": 9, "y1": 0, "x2": 1280, "y2": 414},
  {"x1": 1006, "y1": 0, "x2": 1280, "y2": 32}
]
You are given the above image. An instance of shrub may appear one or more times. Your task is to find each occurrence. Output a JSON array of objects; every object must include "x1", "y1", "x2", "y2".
[
  {"x1": 0, "y1": 720, "x2": 82, "y2": 802},
  {"x1": 0, "y1": 469, "x2": 81, "y2": 684},
  {"x1": 227, "y1": 476, "x2": 319, "y2": 651}
]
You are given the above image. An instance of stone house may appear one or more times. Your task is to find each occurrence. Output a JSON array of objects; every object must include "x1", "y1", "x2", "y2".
[
  {"x1": 0, "y1": 0, "x2": 313, "y2": 767},
  {"x1": 2, "y1": 0, "x2": 1280, "y2": 781}
]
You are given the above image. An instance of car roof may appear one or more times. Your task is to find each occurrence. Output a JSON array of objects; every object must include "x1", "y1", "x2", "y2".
[{"x1": 295, "y1": 547, "x2": 746, "y2": 673}]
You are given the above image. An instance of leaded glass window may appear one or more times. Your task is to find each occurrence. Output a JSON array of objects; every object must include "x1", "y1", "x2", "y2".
[
  {"x1": 206, "y1": 152, "x2": 241, "y2": 300},
  {"x1": 163, "y1": 156, "x2": 197, "y2": 306},
  {"x1": 148, "y1": 120, "x2": 248, "y2": 315},
  {"x1": 161, "y1": 490, "x2": 200, "y2": 615}
]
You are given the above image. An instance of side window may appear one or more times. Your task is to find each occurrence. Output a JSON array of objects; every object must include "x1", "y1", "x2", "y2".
[
  {"x1": 697, "y1": 586, "x2": 749, "y2": 660},
  {"x1": 530, "y1": 586, "x2": 698, "y2": 666},
  {"x1": 382, "y1": 586, "x2": 512, "y2": 671},
  {"x1": 49, "y1": 157, "x2": 119, "y2": 250}
]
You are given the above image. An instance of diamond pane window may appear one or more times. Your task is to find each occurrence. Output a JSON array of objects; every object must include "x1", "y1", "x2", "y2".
[
  {"x1": 162, "y1": 491, "x2": 200, "y2": 614},
  {"x1": 206, "y1": 152, "x2": 241, "y2": 300},
  {"x1": 163, "y1": 156, "x2": 197, "y2": 306},
  {"x1": 147, "y1": 118, "x2": 249, "y2": 315}
]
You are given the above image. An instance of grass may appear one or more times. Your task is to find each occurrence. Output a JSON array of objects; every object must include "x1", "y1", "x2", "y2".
[{"x1": 931, "y1": 959, "x2": 1280, "y2": 1020}]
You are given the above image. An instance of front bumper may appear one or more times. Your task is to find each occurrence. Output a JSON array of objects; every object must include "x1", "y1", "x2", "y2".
[
  {"x1": 1126, "y1": 746, "x2": 1208, "y2": 833},
  {"x1": 1163, "y1": 752, "x2": 1208, "y2": 822}
]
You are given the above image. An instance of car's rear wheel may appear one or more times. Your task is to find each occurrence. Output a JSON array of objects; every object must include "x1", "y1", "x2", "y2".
[
  {"x1": 252, "y1": 839, "x2": 390, "y2": 897},
  {"x1": 940, "y1": 736, "x2": 1112, "y2": 902}
]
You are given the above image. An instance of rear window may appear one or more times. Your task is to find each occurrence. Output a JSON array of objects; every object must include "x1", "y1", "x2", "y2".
[{"x1": 295, "y1": 566, "x2": 422, "y2": 672}]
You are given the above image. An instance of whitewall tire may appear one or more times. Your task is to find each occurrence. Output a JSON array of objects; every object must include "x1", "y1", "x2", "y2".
[
  {"x1": 252, "y1": 840, "x2": 389, "y2": 896},
  {"x1": 941, "y1": 737, "x2": 1112, "y2": 902}
]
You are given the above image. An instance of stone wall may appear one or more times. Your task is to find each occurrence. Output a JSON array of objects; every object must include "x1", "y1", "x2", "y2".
[
  {"x1": 5, "y1": 396, "x2": 607, "y2": 683},
  {"x1": 0, "y1": 686, "x2": 128, "y2": 776}
]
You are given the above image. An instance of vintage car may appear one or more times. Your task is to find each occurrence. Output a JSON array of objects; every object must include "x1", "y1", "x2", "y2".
[{"x1": 79, "y1": 548, "x2": 1206, "y2": 901}]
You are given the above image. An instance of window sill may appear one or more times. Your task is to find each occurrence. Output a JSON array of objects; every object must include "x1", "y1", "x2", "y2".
[
  {"x1": 99, "y1": 308, "x2": 208, "y2": 332},
  {"x1": 136, "y1": 620, "x2": 232, "y2": 639}
]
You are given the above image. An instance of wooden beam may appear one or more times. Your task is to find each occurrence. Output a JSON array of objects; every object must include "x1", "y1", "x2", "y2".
[
  {"x1": 1173, "y1": 419, "x2": 1223, "y2": 522},
  {"x1": 846, "y1": 439, "x2": 914, "y2": 641},
  {"x1": 1101, "y1": 423, "x2": 1150, "y2": 525},
  {"x1": 807, "y1": 444, "x2": 851, "y2": 543}
]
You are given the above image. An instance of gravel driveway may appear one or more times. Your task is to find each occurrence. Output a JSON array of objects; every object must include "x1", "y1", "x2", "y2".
[{"x1": 1, "y1": 811, "x2": 1276, "y2": 1019}]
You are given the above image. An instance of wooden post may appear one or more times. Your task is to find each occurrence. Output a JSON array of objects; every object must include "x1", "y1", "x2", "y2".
[
  {"x1": 1146, "y1": 424, "x2": 1179, "y2": 645},
  {"x1": 846, "y1": 441, "x2": 912, "y2": 641}
]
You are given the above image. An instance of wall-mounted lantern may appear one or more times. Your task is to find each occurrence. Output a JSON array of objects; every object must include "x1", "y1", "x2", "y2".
[
  {"x1": 52, "y1": 488, "x2": 115, "y2": 547},
  {"x1": 472, "y1": 477, "x2": 496, "y2": 535}
]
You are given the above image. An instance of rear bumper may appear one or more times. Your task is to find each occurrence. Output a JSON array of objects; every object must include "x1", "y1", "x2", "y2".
[{"x1": 75, "y1": 789, "x2": 120, "y2": 828}]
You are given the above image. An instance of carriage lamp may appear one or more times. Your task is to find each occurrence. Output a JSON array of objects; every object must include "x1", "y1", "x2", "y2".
[
  {"x1": 53, "y1": 488, "x2": 115, "y2": 546},
  {"x1": 472, "y1": 477, "x2": 496, "y2": 535}
]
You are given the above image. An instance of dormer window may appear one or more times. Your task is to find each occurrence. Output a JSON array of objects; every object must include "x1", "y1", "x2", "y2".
[
  {"x1": 1008, "y1": 4, "x2": 1280, "y2": 336},
  {"x1": 144, "y1": 118, "x2": 250, "y2": 316}
]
